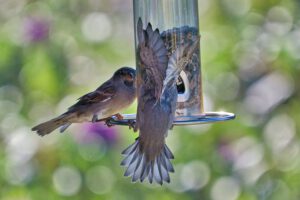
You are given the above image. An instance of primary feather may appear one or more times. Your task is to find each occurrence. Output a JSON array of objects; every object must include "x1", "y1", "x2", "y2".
[
  {"x1": 161, "y1": 36, "x2": 200, "y2": 98},
  {"x1": 136, "y1": 18, "x2": 168, "y2": 100}
]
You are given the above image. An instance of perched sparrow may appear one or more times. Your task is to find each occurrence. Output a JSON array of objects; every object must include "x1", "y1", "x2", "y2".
[
  {"x1": 32, "y1": 67, "x2": 136, "y2": 136},
  {"x1": 121, "y1": 19, "x2": 199, "y2": 185}
]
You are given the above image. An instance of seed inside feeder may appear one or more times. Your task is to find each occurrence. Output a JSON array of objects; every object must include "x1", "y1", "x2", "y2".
[{"x1": 161, "y1": 26, "x2": 202, "y2": 116}]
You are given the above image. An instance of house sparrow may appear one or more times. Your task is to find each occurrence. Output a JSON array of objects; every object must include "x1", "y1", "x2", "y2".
[
  {"x1": 32, "y1": 67, "x2": 136, "y2": 136},
  {"x1": 121, "y1": 19, "x2": 199, "y2": 185}
]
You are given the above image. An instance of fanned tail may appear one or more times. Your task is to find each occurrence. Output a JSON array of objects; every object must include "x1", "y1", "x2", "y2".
[{"x1": 121, "y1": 138, "x2": 174, "y2": 185}]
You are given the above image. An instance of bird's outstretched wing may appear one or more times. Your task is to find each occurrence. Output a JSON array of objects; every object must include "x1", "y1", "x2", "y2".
[
  {"x1": 68, "y1": 80, "x2": 116, "y2": 110},
  {"x1": 161, "y1": 36, "x2": 200, "y2": 97},
  {"x1": 137, "y1": 18, "x2": 168, "y2": 100}
]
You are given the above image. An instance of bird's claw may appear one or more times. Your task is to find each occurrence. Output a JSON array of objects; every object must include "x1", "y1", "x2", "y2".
[
  {"x1": 127, "y1": 119, "x2": 136, "y2": 131},
  {"x1": 115, "y1": 113, "x2": 124, "y2": 120},
  {"x1": 105, "y1": 118, "x2": 114, "y2": 127}
]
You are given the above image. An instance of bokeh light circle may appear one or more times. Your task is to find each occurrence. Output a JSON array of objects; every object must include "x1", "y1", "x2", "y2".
[
  {"x1": 85, "y1": 166, "x2": 115, "y2": 195},
  {"x1": 211, "y1": 176, "x2": 241, "y2": 200},
  {"x1": 52, "y1": 166, "x2": 82, "y2": 196},
  {"x1": 81, "y1": 12, "x2": 112, "y2": 42}
]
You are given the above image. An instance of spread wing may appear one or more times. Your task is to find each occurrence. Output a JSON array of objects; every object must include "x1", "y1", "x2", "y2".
[
  {"x1": 161, "y1": 36, "x2": 200, "y2": 97},
  {"x1": 68, "y1": 80, "x2": 116, "y2": 111},
  {"x1": 136, "y1": 18, "x2": 168, "y2": 132},
  {"x1": 137, "y1": 18, "x2": 168, "y2": 100}
]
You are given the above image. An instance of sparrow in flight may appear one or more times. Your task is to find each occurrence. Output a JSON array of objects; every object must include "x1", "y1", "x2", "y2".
[{"x1": 121, "y1": 19, "x2": 199, "y2": 185}]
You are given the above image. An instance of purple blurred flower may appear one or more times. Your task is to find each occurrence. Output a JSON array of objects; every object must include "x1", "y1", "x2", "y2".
[
  {"x1": 24, "y1": 17, "x2": 50, "y2": 43},
  {"x1": 75, "y1": 123, "x2": 119, "y2": 146}
]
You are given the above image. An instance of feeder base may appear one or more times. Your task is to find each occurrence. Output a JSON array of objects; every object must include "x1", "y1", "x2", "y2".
[{"x1": 105, "y1": 112, "x2": 235, "y2": 127}]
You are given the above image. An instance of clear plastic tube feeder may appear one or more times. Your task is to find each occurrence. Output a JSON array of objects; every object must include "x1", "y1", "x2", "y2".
[{"x1": 109, "y1": 0, "x2": 235, "y2": 126}]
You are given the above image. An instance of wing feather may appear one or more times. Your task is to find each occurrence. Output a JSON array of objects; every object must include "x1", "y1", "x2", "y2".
[
  {"x1": 161, "y1": 37, "x2": 200, "y2": 97},
  {"x1": 137, "y1": 19, "x2": 168, "y2": 100},
  {"x1": 68, "y1": 81, "x2": 116, "y2": 111}
]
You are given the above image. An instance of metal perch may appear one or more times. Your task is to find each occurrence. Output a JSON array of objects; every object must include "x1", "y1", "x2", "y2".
[{"x1": 106, "y1": 112, "x2": 235, "y2": 126}]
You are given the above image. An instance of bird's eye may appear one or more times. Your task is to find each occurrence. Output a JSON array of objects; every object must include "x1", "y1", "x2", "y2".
[
  {"x1": 126, "y1": 74, "x2": 133, "y2": 81},
  {"x1": 127, "y1": 73, "x2": 133, "y2": 79}
]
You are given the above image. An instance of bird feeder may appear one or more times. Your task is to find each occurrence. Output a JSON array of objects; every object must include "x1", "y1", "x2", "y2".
[{"x1": 109, "y1": 0, "x2": 235, "y2": 126}]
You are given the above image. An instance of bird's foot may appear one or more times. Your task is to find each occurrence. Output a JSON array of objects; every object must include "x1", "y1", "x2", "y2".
[
  {"x1": 95, "y1": 117, "x2": 114, "y2": 127},
  {"x1": 105, "y1": 117, "x2": 114, "y2": 127},
  {"x1": 127, "y1": 119, "x2": 136, "y2": 131},
  {"x1": 115, "y1": 113, "x2": 124, "y2": 120}
]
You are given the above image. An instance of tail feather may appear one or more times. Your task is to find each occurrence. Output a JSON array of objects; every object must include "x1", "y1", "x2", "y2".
[
  {"x1": 153, "y1": 159, "x2": 162, "y2": 184},
  {"x1": 124, "y1": 146, "x2": 142, "y2": 177},
  {"x1": 164, "y1": 145, "x2": 174, "y2": 159},
  {"x1": 132, "y1": 154, "x2": 145, "y2": 182},
  {"x1": 121, "y1": 139, "x2": 139, "y2": 155},
  {"x1": 162, "y1": 151, "x2": 175, "y2": 173},
  {"x1": 158, "y1": 155, "x2": 170, "y2": 182},
  {"x1": 121, "y1": 138, "x2": 174, "y2": 185},
  {"x1": 59, "y1": 123, "x2": 71, "y2": 133},
  {"x1": 32, "y1": 114, "x2": 71, "y2": 136},
  {"x1": 148, "y1": 161, "x2": 154, "y2": 184},
  {"x1": 141, "y1": 163, "x2": 150, "y2": 182}
]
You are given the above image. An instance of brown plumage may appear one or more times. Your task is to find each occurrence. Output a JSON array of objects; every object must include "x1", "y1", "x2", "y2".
[
  {"x1": 122, "y1": 19, "x2": 200, "y2": 185},
  {"x1": 121, "y1": 19, "x2": 174, "y2": 185},
  {"x1": 32, "y1": 67, "x2": 136, "y2": 136},
  {"x1": 136, "y1": 18, "x2": 168, "y2": 101}
]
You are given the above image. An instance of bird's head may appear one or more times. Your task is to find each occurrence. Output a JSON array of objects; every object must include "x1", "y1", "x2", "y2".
[{"x1": 113, "y1": 67, "x2": 136, "y2": 87}]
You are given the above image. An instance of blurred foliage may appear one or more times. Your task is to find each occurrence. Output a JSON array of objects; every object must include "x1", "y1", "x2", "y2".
[{"x1": 0, "y1": 0, "x2": 300, "y2": 199}]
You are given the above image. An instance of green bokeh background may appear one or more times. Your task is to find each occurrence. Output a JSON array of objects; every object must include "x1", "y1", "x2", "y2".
[{"x1": 0, "y1": 0, "x2": 300, "y2": 199}]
